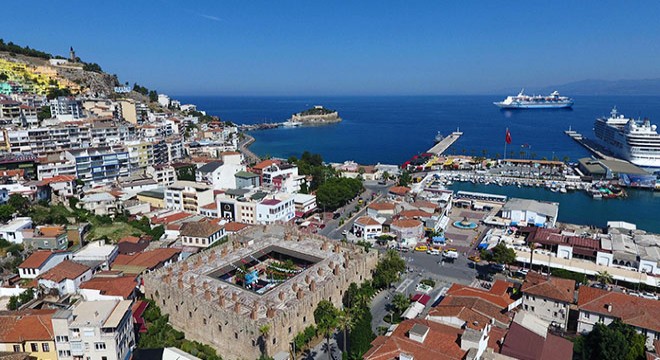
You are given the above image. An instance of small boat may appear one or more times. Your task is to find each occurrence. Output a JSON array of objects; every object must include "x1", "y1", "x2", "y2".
[
  {"x1": 282, "y1": 121, "x2": 302, "y2": 127},
  {"x1": 560, "y1": 187, "x2": 567, "y2": 194}
]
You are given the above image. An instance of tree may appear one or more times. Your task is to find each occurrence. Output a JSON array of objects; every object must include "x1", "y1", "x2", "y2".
[
  {"x1": 595, "y1": 271, "x2": 614, "y2": 285},
  {"x1": 381, "y1": 171, "x2": 389, "y2": 181},
  {"x1": 314, "y1": 300, "x2": 339, "y2": 360},
  {"x1": 486, "y1": 242, "x2": 517, "y2": 265},
  {"x1": 258, "y1": 324, "x2": 271, "y2": 357},
  {"x1": 574, "y1": 320, "x2": 645, "y2": 360},
  {"x1": 528, "y1": 242, "x2": 537, "y2": 270},
  {"x1": 336, "y1": 310, "x2": 355, "y2": 355},
  {"x1": 148, "y1": 90, "x2": 158, "y2": 103},
  {"x1": 0, "y1": 205, "x2": 14, "y2": 222},
  {"x1": 8, "y1": 194, "x2": 28, "y2": 215},
  {"x1": 0, "y1": 73, "x2": 8, "y2": 81},
  {"x1": 398, "y1": 171, "x2": 412, "y2": 187},
  {"x1": 37, "y1": 105, "x2": 51, "y2": 121},
  {"x1": 391, "y1": 293, "x2": 411, "y2": 315},
  {"x1": 372, "y1": 250, "x2": 406, "y2": 289}
]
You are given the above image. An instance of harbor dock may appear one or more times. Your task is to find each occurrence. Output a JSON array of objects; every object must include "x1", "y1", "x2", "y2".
[
  {"x1": 564, "y1": 128, "x2": 616, "y2": 161},
  {"x1": 428, "y1": 130, "x2": 463, "y2": 156}
]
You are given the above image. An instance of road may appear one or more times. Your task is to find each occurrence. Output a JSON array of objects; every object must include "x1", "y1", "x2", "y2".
[
  {"x1": 318, "y1": 180, "x2": 393, "y2": 240},
  {"x1": 369, "y1": 248, "x2": 480, "y2": 332}
]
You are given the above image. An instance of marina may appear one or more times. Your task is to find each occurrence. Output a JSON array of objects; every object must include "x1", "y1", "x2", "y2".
[{"x1": 564, "y1": 127, "x2": 617, "y2": 160}]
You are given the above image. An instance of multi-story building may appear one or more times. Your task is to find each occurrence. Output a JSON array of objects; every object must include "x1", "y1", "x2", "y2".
[
  {"x1": 195, "y1": 152, "x2": 245, "y2": 190},
  {"x1": 261, "y1": 162, "x2": 303, "y2": 193},
  {"x1": 147, "y1": 164, "x2": 176, "y2": 186},
  {"x1": 520, "y1": 272, "x2": 575, "y2": 329},
  {"x1": 89, "y1": 120, "x2": 135, "y2": 148},
  {"x1": 293, "y1": 193, "x2": 317, "y2": 218},
  {"x1": 165, "y1": 181, "x2": 214, "y2": 213},
  {"x1": 49, "y1": 97, "x2": 84, "y2": 121},
  {"x1": 0, "y1": 309, "x2": 58, "y2": 360},
  {"x1": 125, "y1": 140, "x2": 155, "y2": 171},
  {"x1": 352, "y1": 216, "x2": 383, "y2": 241},
  {"x1": 577, "y1": 286, "x2": 660, "y2": 348},
  {"x1": 256, "y1": 194, "x2": 295, "y2": 224},
  {"x1": 65, "y1": 147, "x2": 130, "y2": 184},
  {"x1": 51, "y1": 299, "x2": 135, "y2": 360}
]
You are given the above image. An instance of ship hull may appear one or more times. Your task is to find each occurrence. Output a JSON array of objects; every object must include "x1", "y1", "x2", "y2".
[{"x1": 494, "y1": 102, "x2": 574, "y2": 109}]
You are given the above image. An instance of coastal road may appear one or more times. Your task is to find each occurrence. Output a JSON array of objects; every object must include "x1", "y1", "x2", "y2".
[{"x1": 238, "y1": 133, "x2": 261, "y2": 163}]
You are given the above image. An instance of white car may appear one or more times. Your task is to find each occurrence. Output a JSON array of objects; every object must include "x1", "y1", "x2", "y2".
[{"x1": 640, "y1": 292, "x2": 659, "y2": 300}]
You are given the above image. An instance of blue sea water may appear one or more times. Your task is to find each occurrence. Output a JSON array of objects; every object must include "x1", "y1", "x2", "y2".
[
  {"x1": 176, "y1": 95, "x2": 660, "y2": 164},
  {"x1": 176, "y1": 95, "x2": 660, "y2": 232}
]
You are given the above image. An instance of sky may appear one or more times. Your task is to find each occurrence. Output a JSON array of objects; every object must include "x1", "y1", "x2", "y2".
[{"x1": 3, "y1": 1, "x2": 660, "y2": 95}]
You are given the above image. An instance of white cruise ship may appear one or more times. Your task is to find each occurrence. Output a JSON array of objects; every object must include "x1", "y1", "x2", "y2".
[{"x1": 594, "y1": 107, "x2": 660, "y2": 170}]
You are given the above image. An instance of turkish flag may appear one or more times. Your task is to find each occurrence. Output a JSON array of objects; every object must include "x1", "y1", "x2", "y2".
[{"x1": 505, "y1": 129, "x2": 512, "y2": 144}]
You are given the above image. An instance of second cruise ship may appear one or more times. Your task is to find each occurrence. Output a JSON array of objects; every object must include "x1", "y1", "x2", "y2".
[
  {"x1": 594, "y1": 107, "x2": 660, "y2": 170},
  {"x1": 494, "y1": 90, "x2": 574, "y2": 109}
]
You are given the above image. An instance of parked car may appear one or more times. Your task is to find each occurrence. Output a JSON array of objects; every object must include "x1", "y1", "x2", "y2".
[
  {"x1": 490, "y1": 263, "x2": 506, "y2": 272},
  {"x1": 640, "y1": 292, "x2": 659, "y2": 300},
  {"x1": 427, "y1": 249, "x2": 441, "y2": 256},
  {"x1": 333, "y1": 212, "x2": 341, "y2": 219},
  {"x1": 414, "y1": 245, "x2": 428, "y2": 252},
  {"x1": 468, "y1": 255, "x2": 481, "y2": 263}
]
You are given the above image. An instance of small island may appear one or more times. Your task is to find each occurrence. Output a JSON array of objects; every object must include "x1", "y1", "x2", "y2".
[{"x1": 284, "y1": 105, "x2": 342, "y2": 126}]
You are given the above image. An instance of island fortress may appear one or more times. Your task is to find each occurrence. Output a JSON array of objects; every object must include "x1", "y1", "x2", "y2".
[
  {"x1": 143, "y1": 223, "x2": 378, "y2": 360},
  {"x1": 289, "y1": 105, "x2": 342, "y2": 124}
]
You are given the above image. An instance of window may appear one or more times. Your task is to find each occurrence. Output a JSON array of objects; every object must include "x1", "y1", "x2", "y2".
[
  {"x1": 235, "y1": 332, "x2": 239, "y2": 339},
  {"x1": 31, "y1": 343, "x2": 39, "y2": 352},
  {"x1": 531, "y1": 306, "x2": 535, "y2": 312},
  {"x1": 203, "y1": 318, "x2": 207, "y2": 325},
  {"x1": 189, "y1": 311, "x2": 192, "y2": 318},
  {"x1": 56, "y1": 336, "x2": 69, "y2": 343},
  {"x1": 95, "y1": 342, "x2": 106, "y2": 350},
  {"x1": 102, "y1": 357, "x2": 107, "y2": 360},
  {"x1": 42, "y1": 343, "x2": 50, "y2": 352},
  {"x1": 218, "y1": 325, "x2": 222, "y2": 332},
  {"x1": 288, "y1": 327, "x2": 292, "y2": 334},
  {"x1": 58, "y1": 350, "x2": 71, "y2": 357},
  {"x1": 599, "y1": 316, "x2": 605, "y2": 323},
  {"x1": 13, "y1": 345, "x2": 21, "y2": 353},
  {"x1": 585, "y1": 313, "x2": 590, "y2": 319}
]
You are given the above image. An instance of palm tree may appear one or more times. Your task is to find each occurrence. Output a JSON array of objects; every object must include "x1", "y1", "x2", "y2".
[
  {"x1": 336, "y1": 310, "x2": 355, "y2": 355},
  {"x1": 258, "y1": 324, "x2": 271, "y2": 358},
  {"x1": 528, "y1": 242, "x2": 537, "y2": 271},
  {"x1": 595, "y1": 271, "x2": 614, "y2": 285},
  {"x1": 481, "y1": 149, "x2": 488, "y2": 158},
  {"x1": 391, "y1": 293, "x2": 411, "y2": 316}
]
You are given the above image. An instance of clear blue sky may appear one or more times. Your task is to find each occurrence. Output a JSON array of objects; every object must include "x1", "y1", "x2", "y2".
[{"x1": 4, "y1": 1, "x2": 660, "y2": 95}]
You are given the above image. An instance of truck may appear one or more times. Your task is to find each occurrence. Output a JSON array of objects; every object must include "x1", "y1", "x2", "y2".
[{"x1": 442, "y1": 249, "x2": 459, "y2": 260}]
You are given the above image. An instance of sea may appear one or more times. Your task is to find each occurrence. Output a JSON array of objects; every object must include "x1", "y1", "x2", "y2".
[{"x1": 177, "y1": 95, "x2": 660, "y2": 232}]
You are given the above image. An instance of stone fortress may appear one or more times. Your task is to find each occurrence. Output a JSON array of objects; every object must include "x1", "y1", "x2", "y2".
[
  {"x1": 289, "y1": 105, "x2": 342, "y2": 124},
  {"x1": 143, "y1": 223, "x2": 378, "y2": 360}
]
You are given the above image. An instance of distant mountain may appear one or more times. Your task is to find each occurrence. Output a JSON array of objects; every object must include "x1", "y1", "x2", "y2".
[{"x1": 537, "y1": 78, "x2": 660, "y2": 96}]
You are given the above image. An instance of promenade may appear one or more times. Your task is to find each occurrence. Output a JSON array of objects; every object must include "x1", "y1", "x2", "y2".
[{"x1": 238, "y1": 133, "x2": 260, "y2": 163}]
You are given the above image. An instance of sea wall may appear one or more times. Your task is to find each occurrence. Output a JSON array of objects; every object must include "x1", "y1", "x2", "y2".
[{"x1": 290, "y1": 112, "x2": 342, "y2": 123}]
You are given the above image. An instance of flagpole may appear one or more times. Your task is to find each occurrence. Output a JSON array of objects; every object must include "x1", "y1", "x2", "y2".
[{"x1": 503, "y1": 127, "x2": 508, "y2": 163}]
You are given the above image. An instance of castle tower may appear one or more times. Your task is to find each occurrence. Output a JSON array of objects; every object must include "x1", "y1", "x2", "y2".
[{"x1": 69, "y1": 47, "x2": 76, "y2": 63}]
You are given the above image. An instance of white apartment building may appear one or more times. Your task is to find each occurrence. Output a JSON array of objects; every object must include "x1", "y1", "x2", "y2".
[
  {"x1": 0, "y1": 217, "x2": 33, "y2": 244},
  {"x1": 51, "y1": 300, "x2": 135, "y2": 360},
  {"x1": 165, "y1": 181, "x2": 214, "y2": 213},
  {"x1": 49, "y1": 97, "x2": 84, "y2": 121},
  {"x1": 195, "y1": 152, "x2": 245, "y2": 190},
  {"x1": 261, "y1": 163, "x2": 304, "y2": 193},
  {"x1": 65, "y1": 147, "x2": 131, "y2": 185},
  {"x1": 147, "y1": 164, "x2": 177, "y2": 186},
  {"x1": 256, "y1": 194, "x2": 295, "y2": 224},
  {"x1": 157, "y1": 94, "x2": 170, "y2": 108}
]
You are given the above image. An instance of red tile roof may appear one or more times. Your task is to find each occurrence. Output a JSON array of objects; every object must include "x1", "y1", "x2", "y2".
[
  {"x1": 521, "y1": 272, "x2": 575, "y2": 303},
  {"x1": 388, "y1": 186, "x2": 411, "y2": 196},
  {"x1": 0, "y1": 309, "x2": 56, "y2": 342},
  {"x1": 40, "y1": 175, "x2": 76, "y2": 184},
  {"x1": 112, "y1": 248, "x2": 180, "y2": 274},
  {"x1": 79, "y1": 276, "x2": 137, "y2": 299},
  {"x1": 399, "y1": 210, "x2": 433, "y2": 219},
  {"x1": 39, "y1": 260, "x2": 90, "y2": 283},
  {"x1": 412, "y1": 201, "x2": 439, "y2": 210},
  {"x1": 430, "y1": 295, "x2": 512, "y2": 326},
  {"x1": 578, "y1": 286, "x2": 660, "y2": 333},
  {"x1": 224, "y1": 222, "x2": 250, "y2": 233},
  {"x1": 428, "y1": 305, "x2": 490, "y2": 330},
  {"x1": 368, "y1": 202, "x2": 396, "y2": 211},
  {"x1": 19, "y1": 251, "x2": 54, "y2": 269},
  {"x1": 444, "y1": 280, "x2": 516, "y2": 309},
  {"x1": 118, "y1": 236, "x2": 141, "y2": 244},
  {"x1": 251, "y1": 159, "x2": 280, "y2": 171},
  {"x1": 355, "y1": 216, "x2": 381, "y2": 226},
  {"x1": 501, "y1": 321, "x2": 573, "y2": 360},
  {"x1": 151, "y1": 212, "x2": 193, "y2": 225},
  {"x1": 37, "y1": 226, "x2": 65, "y2": 237},
  {"x1": 391, "y1": 219, "x2": 423, "y2": 229},
  {"x1": 363, "y1": 319, "x2": 467, "y2": 360}
]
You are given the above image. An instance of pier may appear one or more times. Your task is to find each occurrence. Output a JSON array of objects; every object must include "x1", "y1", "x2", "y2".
[
  {"x1": 564, "y1": 128, "x2": 616, "y2": 161},
  {"x1": 428, "y1": 130, "x2": 463, "y2": 156}
]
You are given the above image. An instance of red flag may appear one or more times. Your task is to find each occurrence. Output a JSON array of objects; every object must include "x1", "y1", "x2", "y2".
[{"x1": 505, "y1": 128, "x2": 512, "y2": 144}]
